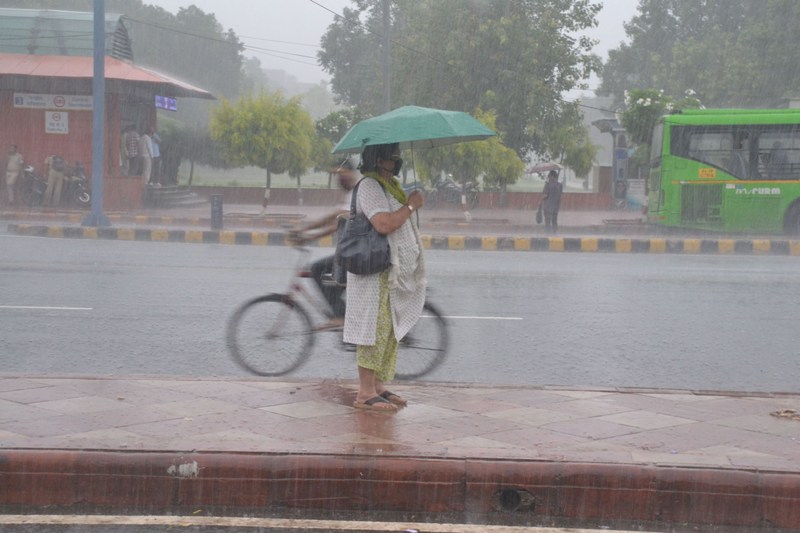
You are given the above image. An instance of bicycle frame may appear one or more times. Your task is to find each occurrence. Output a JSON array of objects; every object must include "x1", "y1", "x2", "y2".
[
  {"x1": 276, "y1": 246, "x2": 337, "y2": 326},
  {"x1": 227, "y1": 244, "x2": 448, "y2": 378}
]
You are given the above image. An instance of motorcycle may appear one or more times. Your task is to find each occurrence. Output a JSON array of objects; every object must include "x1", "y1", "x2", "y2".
[
  {"x1": 426, "y1": 173, "x2": 479, "y2": 209},
  {"x1": 18, "y1": 160, "x2": 91, "y2": 208},
  {"x1": 63, "y1": 161, "x2": 92, "y2": 207},
  {"x1": 20, "y1": 165, "x2": 47, "y2": 207}
]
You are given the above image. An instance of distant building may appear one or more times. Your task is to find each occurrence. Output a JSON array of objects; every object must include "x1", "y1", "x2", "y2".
[{"x1": 579, "y1": 95, "x2": 616, "y2": 194}]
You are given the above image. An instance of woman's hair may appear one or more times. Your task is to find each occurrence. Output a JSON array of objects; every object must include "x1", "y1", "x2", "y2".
[{"x1": 359, "y1": 143, "x2": 400, "y2": 173}]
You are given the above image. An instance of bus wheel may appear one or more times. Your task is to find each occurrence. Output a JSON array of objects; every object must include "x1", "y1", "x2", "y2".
[{"x1": 784, "y1": 203, "x2": 800, "y2": 235}]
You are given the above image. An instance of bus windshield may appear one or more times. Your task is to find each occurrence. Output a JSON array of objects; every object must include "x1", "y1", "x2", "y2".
[{"x1": 650, "y1": 122, "x2": 664, "y2": 165}]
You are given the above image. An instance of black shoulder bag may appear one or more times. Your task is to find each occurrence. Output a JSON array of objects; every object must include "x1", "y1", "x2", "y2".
[{"x1": 334, "y1": 178, "x2": 391, "y2": 279}]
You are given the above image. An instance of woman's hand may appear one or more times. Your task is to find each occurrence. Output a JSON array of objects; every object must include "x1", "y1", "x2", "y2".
[
  {"x1": 407, "y1": 190, "x2": 424, "y2": 210},
  {"x1": 370, "y1": 190, "x2": 423, "y2": 235}
]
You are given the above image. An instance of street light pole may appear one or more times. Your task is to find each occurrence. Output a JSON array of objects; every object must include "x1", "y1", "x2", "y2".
[
  {"x1": 83, "y1": 0, "x2": 110, "y2": 227},
  {"x1": 381, "y1": 0, "x2": 391, "y2": 113}
]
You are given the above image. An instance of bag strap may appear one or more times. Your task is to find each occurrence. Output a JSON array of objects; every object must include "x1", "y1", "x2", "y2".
[{"x1": 350, "y1": 177, "x2": 386, "y2": 217}]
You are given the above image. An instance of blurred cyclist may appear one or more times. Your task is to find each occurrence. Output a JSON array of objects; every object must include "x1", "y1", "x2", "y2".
[{"x1": 288, "y1": 158, "x2": 359, "y2": 330}]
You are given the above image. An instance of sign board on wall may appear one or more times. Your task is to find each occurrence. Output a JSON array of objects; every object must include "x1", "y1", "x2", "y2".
[
  {"x1": 13, "y1": 93, "x2": 92, "y2": 110},
  {"x1": 154, "y1": 95, "x2": 177, "y2": 111},
  {"x1": 45, "y1": 111, "x2": 69, "y2": 134}
]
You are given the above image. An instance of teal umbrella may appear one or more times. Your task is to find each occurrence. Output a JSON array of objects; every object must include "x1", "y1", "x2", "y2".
[{"x1": 332, "y1": 105, "x2": 496, "y2": 154}]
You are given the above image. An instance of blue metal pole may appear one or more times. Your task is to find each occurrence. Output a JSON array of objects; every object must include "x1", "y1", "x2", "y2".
[{"x1": 83, "y1": 0, "x2": 110, "y2": 226}]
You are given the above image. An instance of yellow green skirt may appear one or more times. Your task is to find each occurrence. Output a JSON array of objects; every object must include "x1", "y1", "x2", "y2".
[{"x1": 356, "y1": 271, "x2": 398, "y2": 382}]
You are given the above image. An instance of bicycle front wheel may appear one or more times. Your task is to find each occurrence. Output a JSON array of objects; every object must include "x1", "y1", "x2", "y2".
[
  {"x1": 226, "y1": 294, "x2": 315, "y2": 376},
  {"x1": 395, "y1": 302, "x2": 449, "y2": 380}
]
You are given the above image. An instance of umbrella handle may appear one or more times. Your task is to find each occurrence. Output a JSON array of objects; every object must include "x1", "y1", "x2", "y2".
[{"x1": 410, "y1": 148, "x2": 421, "y2": 228}]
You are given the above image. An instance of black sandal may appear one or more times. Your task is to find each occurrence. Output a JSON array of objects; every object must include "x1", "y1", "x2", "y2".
[
  {"x1": 353, "y1": 396, "x2": 397, "y2": 411},
  {"x1": 379, "y1": 390, "x2": 408, "y2": 406}
]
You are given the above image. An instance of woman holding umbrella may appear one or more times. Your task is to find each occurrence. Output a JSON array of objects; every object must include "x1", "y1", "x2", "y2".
[{"x1": 345, "y1": 143, "x2": 426, "y2": 412}]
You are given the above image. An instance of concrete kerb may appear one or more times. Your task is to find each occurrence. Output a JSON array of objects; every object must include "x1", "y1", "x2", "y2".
[
  {"x1": 7, "y1": 222, "x2": 800, "y2": 255},
  {"x1": 2, "y1": 448, "x2": 799, "y2": 530}
]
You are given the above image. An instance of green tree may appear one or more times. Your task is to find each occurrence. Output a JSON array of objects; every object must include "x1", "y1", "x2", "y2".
[
  {"x1": 126, "y1": 4, "x2": 244, "y2": 99},
  {"x1": 619, "y1": 88, "x2": 701, "y2": 178},
  {"x1": 302, "y1": 82, "x2": 339, "y2": 121},
  {"x1": 314, "y1": 108, "x2": 369, "y2": 187},
  {"x1": 210, "y1": 92, "x2": 315, "y2": 191},
  {"x1": 546, "y1": 103, "x2": 597, "y2": 182},
  {"x1": 415, "y1": 108, "x2": 524, "y2": 204},
  {"x1": 241, "y1": 56, "x2": 270, "y2": 96},
  {"x1": 396, "y1": 0, "x2": 600, "y2": 158},
  {"x1": 157, "y1": 118, "x2": 228, "y2": 186},
  {"x1": 600, "y1": 0, "x2": 800, "y2": 108},
  {"x1": 564, "y1": 135, "x2": 596, "y2": 184},
  {"x1": 319, "y1": 0, "x2": 602, "y2": 158},
  {"x1": 318, "y1": 2, "x2": 386, "y2": 115},
  {"x1": 316, "y1": 108, "x2": 369, "y2": 145},
  {"x1": 620, "y1": 88, "x2": 701, "y2": 148},
  {"x1": 482, "y1": 144, "x2": 526, "y2": 205}
]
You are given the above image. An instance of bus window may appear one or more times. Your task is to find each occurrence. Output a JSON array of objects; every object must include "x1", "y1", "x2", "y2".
[
  {"x1": 671, "y1": 126, "x2": 749, "y2": 179},
  {"x1": 757, "y1": 127, "x2": 800, "y2": 180},
  {"x1": 688, "y1": 131, "x2": 734, "y2": 170}
]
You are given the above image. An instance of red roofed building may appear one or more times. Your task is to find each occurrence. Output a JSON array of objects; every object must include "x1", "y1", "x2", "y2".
[{"x1": 0, "y1": 9, "x2": 214, "y2": 209}]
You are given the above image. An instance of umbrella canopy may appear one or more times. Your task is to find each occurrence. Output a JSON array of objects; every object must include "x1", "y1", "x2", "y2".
[
  {"x1": 526, "y1": 162, "x2": 562, "y2": 174},
  {"x1": 332, "y1": 105, "x2": 495, "y2": 154}
]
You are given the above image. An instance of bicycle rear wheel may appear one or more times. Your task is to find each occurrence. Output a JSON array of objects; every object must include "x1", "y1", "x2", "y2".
[
  {"x1": 395, "y1": 302, "x2": 449, "y2": 380},
  {"x1": 226, "y1": 294, "x2": 314, "y2": 376}
]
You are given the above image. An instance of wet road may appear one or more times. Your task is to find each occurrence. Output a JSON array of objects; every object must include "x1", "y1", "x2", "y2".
[{"x1": 2, "y1": 232, "x2": 799, "y2": 392}]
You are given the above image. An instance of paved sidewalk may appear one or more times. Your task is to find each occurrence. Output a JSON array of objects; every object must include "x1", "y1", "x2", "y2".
[
  {"x1": 1, "y1": 202, "x2": 645, "y2": 235},
  {"x1": 1, "y1": 375, "x2": 799, "y2": 529}
]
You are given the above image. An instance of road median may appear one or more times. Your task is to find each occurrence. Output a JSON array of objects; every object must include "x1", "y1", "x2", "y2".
[{"x1": 8, "y1": 223, "x2": 800, "y2": 255}]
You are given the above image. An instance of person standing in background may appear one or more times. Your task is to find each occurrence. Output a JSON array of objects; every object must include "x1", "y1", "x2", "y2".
[
  {"x1": 149, "y1": 126, "x2": 161, "y2": 185},
  {"x1": 139, "y1": 128, "x2": 153, "y2": 186},
  {"x1": 5, "y1": 144, "x2": 24, "y2": 205},
  {"x1": 42, "y1": 154, "x2": 66, "y2": 208},
  {"x1": 123, "y1": 125, "x2": 140, "y2": 175},
  {"x1": 541, "y1": 169, "x2": 563, "y2": 234}
]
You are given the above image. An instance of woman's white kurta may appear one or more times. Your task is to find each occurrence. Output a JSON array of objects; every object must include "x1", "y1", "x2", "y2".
[{"x1": 343, "y1": 177, "x2": 426, "y2": 346}]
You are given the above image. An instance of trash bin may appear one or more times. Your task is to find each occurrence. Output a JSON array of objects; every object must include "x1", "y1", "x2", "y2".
[{"x1": 210, "y1": 194, "x2": 223, "y2": 230}]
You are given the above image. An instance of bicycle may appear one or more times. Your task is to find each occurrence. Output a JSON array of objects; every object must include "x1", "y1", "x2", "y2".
[{"x1": 226, "y1": 245, "x2": 449, "y2": 379}]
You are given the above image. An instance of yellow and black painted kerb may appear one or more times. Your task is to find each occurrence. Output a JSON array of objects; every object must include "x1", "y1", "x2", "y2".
[
  {"x1": 8, "y1": 224, "x2": 800, "y2": 255},
  {"x1": 0, "y1": 212, "x2": 303, "y2": 228}
]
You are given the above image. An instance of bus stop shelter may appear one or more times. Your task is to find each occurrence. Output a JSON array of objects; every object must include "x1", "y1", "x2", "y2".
[{"x1": 0, "y1": 51, "x2": 214, "y2": 209}]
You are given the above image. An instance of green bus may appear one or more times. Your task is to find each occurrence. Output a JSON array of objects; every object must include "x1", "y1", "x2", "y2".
[{"x1": 648, "y1": 108, "x2": 800, "y2": 234}]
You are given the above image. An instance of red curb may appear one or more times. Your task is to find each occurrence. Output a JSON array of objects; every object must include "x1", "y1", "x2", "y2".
[{"x1": 2, "y1": 449, "x2": 798, "y2": 529}]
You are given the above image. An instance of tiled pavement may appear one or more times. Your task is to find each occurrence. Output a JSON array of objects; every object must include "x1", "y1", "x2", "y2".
[{"x1": 1, "y1": 375, "x2": 799, "y2": 529}]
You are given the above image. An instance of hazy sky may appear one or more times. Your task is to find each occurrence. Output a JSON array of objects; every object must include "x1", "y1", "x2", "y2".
[{"x1": 149, "y1": 0, "x2": 639, "y2": 88}]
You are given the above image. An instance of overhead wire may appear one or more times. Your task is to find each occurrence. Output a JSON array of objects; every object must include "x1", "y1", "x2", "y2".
[{"x1": 121, "y1": 15, "x2": 320, "y2": 68}]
